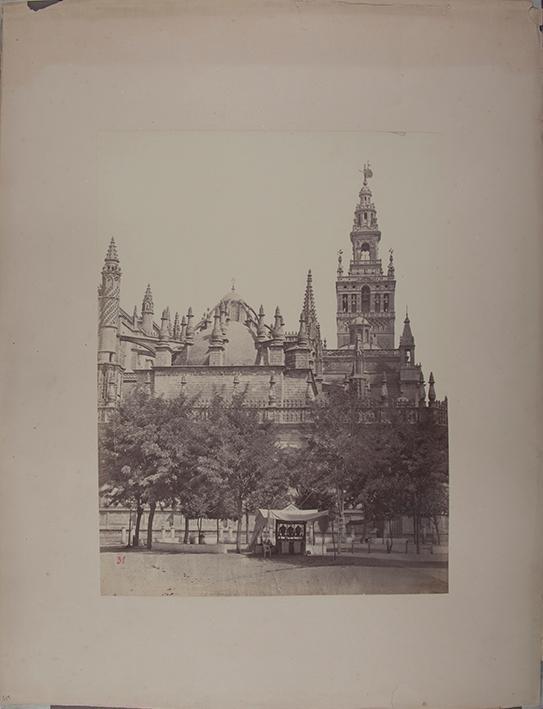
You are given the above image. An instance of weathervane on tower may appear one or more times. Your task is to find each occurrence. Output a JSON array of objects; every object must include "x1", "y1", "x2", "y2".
[{"x1": 361, "y1": 162, "x2": 373, "y2": 184}]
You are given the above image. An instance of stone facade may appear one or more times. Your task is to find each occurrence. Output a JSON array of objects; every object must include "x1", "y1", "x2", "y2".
[{"x1": 97, "y1": 166, "x2": 447, "y2": 435}]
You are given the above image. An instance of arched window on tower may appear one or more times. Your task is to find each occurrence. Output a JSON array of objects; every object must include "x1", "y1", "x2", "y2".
[
  {"x1": 361, "y1": 286, "x2": 371, "y2": 313},
  {"x1": 342, "y1": 294, "x2": 349, "y2": 312},
  {"x1": 383, "y1": 294, "x2": 390, "y2": 312},
  {"x1": 350, "y1": 294, "x2": 357, "y2": 312},
  {"x1": 360, "y1": 243, "x2": 370, "y2": 261},
  {"x1": 374, "y1": 294, "x2": 381, "y2": 312}
]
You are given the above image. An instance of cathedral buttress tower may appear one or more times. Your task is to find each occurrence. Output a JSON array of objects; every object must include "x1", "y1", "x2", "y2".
[
  {"x1": 98, "y1": 238, "x2": 122, "y2": 421},
  {"x1": 336, "y1": 165, "x2": 396, "y2": 349}
]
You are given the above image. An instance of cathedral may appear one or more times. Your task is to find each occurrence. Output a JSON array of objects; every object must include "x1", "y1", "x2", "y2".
[{"x1": 97, "y1": 165, "x2": 447, "y2": 440}]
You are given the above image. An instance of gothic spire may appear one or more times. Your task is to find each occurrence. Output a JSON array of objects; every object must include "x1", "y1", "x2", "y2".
[
  {"x1": 142, "y1": 284, "x2": 154, "y2": 314},
  {"x1": 132, "y1": 305, "x2": 138, "y2": 328},
  {"x1": 160, "y1": 307, "x2": 171, "y2": 341},
  {"x1": 211, "y1": 307, "x2": 224, "y2": 344},
  {"x1": 297, "y1": 312, "x2": 309, "y2": 346},
  {"x1": 428, "y1": 371, "x2": 436, "y2": 405},
  {"x1": 400, "y1": 310, "x2": 414, "y2": 345},
  {"x1": 300, "y1": 269, "x2": 322, "y2": 346},
  {"x1": 185, "y1": 306, "x2": 194, "y2": 342},
  {"x1": 141, "y1": 284, "x2": 154, "y2": 336},
  {"x1": 105, "y1": 237, "x2": 119, "y2": 263},
  {"x1": 256, "y1": 305, "x2": 267, "y2": 343},
  {"x1": 419, "y1": 370, "x2": 426, "y2": 407},
  {"x1": 173, "y1": 311, "x2": 180, "y2": 340},
  {"x1": 271, "y1": 306, "x2": 285, "y2": 341},
  {"x1": 302, "y1": 270, "x2": 317, "y2": 322}
]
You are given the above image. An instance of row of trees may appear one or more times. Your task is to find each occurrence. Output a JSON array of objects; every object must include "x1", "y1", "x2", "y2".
[
  {"x1": 296, "y1": 388, "x2": 449, "y2": 553},
  {"x1": 99, "y1": 387, "x2": 448, "y2": 553},
  {"x1": 99, "y1": 390, "x2": 292, "y2": 551}
]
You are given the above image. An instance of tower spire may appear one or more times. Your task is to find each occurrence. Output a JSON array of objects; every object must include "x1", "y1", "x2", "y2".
[
  {"x1": 271, "y1": 306, "x2": 285, "y2": 341},
  {"x1": 256, "y1": 305, "x2": 267, "y2": 343},
  {"x1": 160, "y1": 307, "x2": 171, "y2": 341},
  {"x1": 302, "y1": 269, "x2": 317, "y2": 322},
  {"x1": 300, "y1": 268, "x2": 322, "y2": 347},
  {"x1": 105, "y1": 237, "x2": 119, "y2": 262},
  {"x1": 428, "y1": 371, "x2": 436, "y2": 405},
  {"x1": 98, "y1": 239, "x2": 122, "y2": 420},
  {"x1": 142, "y1": 284, "x2": 154, "y2": 336},
  {"x1": 185, "y1": 306, "x2": 195, "y2": 343},
  {"x1": 210, "y1": 307, "x2": 224, "y2": 344},
  {"x1": 297, "y1": 312, "x2": 309, "y2": 346},
  {"x1": 400, "y1": 310, "x2": 415, "y2": 365}
]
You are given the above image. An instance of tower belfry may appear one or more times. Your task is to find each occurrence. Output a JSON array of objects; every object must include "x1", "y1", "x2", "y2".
[{"x1": 336, "y1": 166, "x2": 396, "y2": 349}]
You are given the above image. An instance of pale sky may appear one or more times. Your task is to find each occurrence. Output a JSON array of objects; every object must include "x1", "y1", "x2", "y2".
[{"x1": 97, "y1": 131, "x2": 450, "y2": 394}]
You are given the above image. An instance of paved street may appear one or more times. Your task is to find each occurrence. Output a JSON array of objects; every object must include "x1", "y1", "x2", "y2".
[{"x1": 101, "y1": 550, "x2": 448, "y2": 596}]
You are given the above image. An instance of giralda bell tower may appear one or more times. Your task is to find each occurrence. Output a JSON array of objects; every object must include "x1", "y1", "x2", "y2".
[{"x1": 335, "y1": 164, "x2": 396, "y2": 350}]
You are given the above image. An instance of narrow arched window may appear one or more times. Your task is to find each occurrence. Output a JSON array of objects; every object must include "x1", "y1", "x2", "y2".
[
  {"x1": 383, "y1": 294, "x2": 389, "y2": 312},
  {"x1": 350, "y1": 294, "x2": 357, "y2": 312},
  {"x1": 361, "y1": 286, "x2": 371, "y2": 313},
  {"x1": 342, "y1": 294, "x2": 349, "y2": 312},
  {"x1": 360, "y1": 243, "x2": 370, "y2": 261},
  {"x1": 374, "y1": 294, "x2": 381, "y2": 312}
]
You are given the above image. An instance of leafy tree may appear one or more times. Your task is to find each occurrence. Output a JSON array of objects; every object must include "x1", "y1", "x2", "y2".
[
  {"x1": 100, "y1": 389, "x2": 175, "y2": 547},
  {"x1": 295, "y1": 386, "x2": 449, "y2": 551},
  {"x1": 197, "y1": 394, "x2": 289, "y2": 552}
]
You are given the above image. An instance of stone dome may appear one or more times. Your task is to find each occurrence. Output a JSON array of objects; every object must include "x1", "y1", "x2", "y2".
[
  {"x1": 188, "y1": 318, "x2": 258, "y2": 366},
  {"x1": 224, "y1": 320, "x2": 258, "y2": 365}
]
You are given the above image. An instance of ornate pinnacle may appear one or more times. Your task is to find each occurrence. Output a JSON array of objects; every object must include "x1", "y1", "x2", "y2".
[
  {"x1": 428, "y1": 371, "x2": 436, "y2": 405},
  {"x1": 297, "y1": 312, "x2": 309, "y2": 346},
  {"x1": 142, "y1": 284, "x2": 154, "y2": 314},
  {"x1": 388, "y1": 248, "x2": 395, "y2": 276},
  {"x1": 256, "y1": 305, "x2": 267, "y2": 342},
  {"x1": 272, "y1": 306, "x2": 285, "y2": 341},
  {"x1": 105, "y1": 237, "x2": 119, "y2": 262},
  {"x1": 159, "y1": 307, "x2": 171, "y2": 341},
  {"x1": 132, "y1": 305, "x2": 138, "y2": 327},
  {"x1": 419, "y1": 370, "x2": 426, "y2": 406},
  {"x1": 337, "y1": 249, "x2": 343, "y2": 276},
  {"x1": 185, "y1": 306, "x2": 194, "y2": 342},
  {"x1": 173, "y1": 311, "x2": 180, "y2": 340},
  {"x1": 211, "y1": 307, "x2": 224, "y2": 345},
  {"x1": 302, "y1": 269, "x2": 317, "y2": 322}
]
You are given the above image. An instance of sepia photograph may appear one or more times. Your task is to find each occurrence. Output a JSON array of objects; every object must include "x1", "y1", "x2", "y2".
[{"x1": 97, "y1": 132, "x2": 449, "y2": 597}]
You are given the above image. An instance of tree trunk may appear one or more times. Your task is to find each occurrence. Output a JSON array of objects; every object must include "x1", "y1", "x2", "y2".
[
  {"x1": 183, "y1": 516, "x2": 190, "y2": 544},
  {"x1": 245, "y1": 509, "x2": 250, "y2": 545},
  {"x1": 197, "y1": 517, "x2": 202, "y2": 544},
  {"x1": 432, "y1": 515, "x2": 441, "y2": 546},
  {"x1": 216, "y1": 518, "x2": 220, "y2": 544},
  {"x1": 127, "y1": 506, "x2": 133, "y2": 548},
  {"x1": 236, "y1": 499, "x2": 243, "y2": 553},
  {"x1": 133, "y1": 504, "x2": 144, "y2": 547},
  {"x1": 146, "y1": 502, "x2": 156, "y2": 550},
  {"x1": 414, "y1": 514, "x2": 420, "y2": 555},
  {"x1": 386, "y1": 519, "x2": 394, "y2": 553}
]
